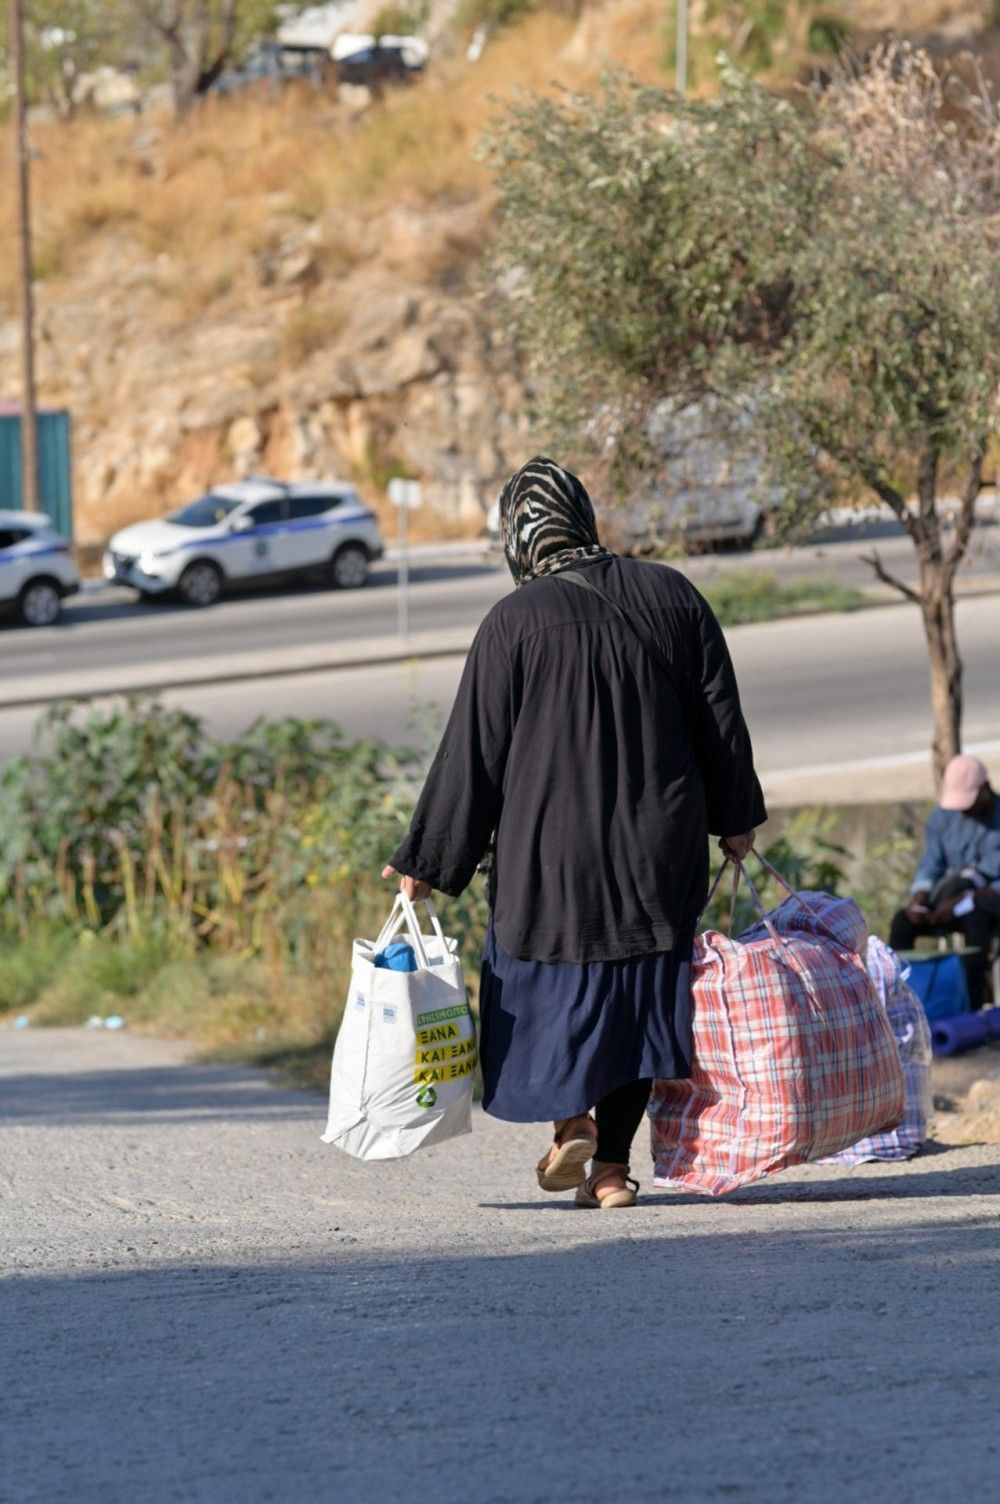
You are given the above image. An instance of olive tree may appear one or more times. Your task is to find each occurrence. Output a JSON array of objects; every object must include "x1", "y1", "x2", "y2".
[
  {"x1": 0, "y1": 1, "x2": 118, "y2": 116},
  {"x1": 486, "y1": 46, "x2": 1000, "y2": 779},
  {"x1": 0, "y1": 0, "x2": 279, "y2": 113},
  {"x1": 134, "y1": 0, "x2": 279, "y2": 112}
]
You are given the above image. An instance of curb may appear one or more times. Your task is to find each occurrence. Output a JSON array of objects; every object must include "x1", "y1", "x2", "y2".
[{"x1": 6, "y1": 577, "x2": 1000, "y2": 714}]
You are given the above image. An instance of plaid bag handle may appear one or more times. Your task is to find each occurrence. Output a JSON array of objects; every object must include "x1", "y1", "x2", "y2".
[
  {"x1": 702, "y1": 849, "x2": 818, "y2": 946},
  {"x1": 700, "y1": 857, "x2": 784, "y2": 949},
  {"x1": 751, "y1": 851, "x2": 801, "y2": 903},
  {"x1": 736, "y1": 860, "x2": 785, "y2": 948}
]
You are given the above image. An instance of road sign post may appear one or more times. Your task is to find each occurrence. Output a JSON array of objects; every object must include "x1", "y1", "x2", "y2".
[{"x1": 387, "y1": 478, "x2": 422, "y2": 644}]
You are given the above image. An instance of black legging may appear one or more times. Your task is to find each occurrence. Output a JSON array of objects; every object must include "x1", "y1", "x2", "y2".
[
  {"x1": 595, "y1": 1078, "x2": 652, "y2": 1165},
  {"x1": 888, "y1": 905, "x2": 998, "y2": 1010}
]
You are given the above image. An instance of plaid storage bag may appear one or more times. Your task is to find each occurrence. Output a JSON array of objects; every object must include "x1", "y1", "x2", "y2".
[
  {"x1": 649, "y1": 857, "x2": 905, "y2": 1196},
  {"x1": 817, "y1": 936, "x2": 932, "y2": 1165}
]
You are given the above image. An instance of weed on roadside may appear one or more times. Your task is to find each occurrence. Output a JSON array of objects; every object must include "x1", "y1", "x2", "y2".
[{"x1": 701, "y1": 571, "x2": 866, "y2": 627}]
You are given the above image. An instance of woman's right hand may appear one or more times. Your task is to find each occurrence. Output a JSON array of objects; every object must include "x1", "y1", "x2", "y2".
[
  {"x1": 381, "y1": 865, "x2": 433, "y2": 903},
  {"x1": 720, "y1": 830, "x2": 756, "y2": 863}
]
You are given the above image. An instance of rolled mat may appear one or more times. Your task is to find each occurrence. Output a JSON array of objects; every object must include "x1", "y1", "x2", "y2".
[{"x1": 931, "y1": 1008, "x2": 1000, "y2": 1056}]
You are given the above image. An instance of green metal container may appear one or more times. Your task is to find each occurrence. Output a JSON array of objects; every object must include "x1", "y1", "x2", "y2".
[{"x1": 0, "y1": 407, "x2": 74, "y2": 538}]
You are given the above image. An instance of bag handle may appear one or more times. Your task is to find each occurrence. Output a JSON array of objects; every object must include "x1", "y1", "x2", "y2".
[
  {"x1": 371, "y1": 893, "x2": 447, "y2": 969},
  {"x1": 751, "y1": 850, "x2": 801, "y2": 903},
  {"x1": 735, "y1": 858, "x2": 785, "y2": 949},
  {"x1": 700, "y1": 853, "x2": 787, "y2": 949}
]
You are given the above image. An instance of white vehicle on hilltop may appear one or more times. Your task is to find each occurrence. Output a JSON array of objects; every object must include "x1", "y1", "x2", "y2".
[
  {"x1": 103, "y1": 478, "x2": 384, "y2": 606},
  {"x1": 0, "y1": 510, "x2": 80, "y2": 627}
]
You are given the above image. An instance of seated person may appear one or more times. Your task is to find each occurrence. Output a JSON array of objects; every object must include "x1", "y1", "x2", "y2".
[{"x1": 889, "y1": 755, "x2": 1000, "y2": 1009}]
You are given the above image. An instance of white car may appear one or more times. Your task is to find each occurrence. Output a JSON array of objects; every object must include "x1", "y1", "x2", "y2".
[
  {"x1": 0, "y1": 510, "x2": 80, "y2": 627},
  {"x1": 103, "y1": 478, "x2": 385, "y2": 606}
]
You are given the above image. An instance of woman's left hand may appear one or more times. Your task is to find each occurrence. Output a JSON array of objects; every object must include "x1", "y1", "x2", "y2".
[{"x1": 381, "y1": 865, "x2": 433, "y2": 903}]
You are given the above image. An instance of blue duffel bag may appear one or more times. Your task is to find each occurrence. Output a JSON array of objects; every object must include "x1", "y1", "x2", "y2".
[{"x1": 904, "y1": 952, "x2": 970, "y2": 1022}]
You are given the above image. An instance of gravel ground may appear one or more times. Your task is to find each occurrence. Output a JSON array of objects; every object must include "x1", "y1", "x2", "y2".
[{"x1": 3, "y1": 1028, "x2": 1000, "y2": 1504}]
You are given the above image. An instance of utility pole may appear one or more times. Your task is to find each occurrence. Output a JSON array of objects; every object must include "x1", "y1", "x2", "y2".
[
  {"x1": 388, "y1": 478, "x2": 422, "y2": 644},
  {"x1": 676, "y1": 0, "x2": 689, "y2": 98},
  {"x1": 10, "y1": 0, "x2": 39, "y2": 511}
]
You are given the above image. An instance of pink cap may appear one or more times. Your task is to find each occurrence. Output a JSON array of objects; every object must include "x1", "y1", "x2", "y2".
[{"x1": 939, "y1": 754, "x2": 989, "y2": 811}]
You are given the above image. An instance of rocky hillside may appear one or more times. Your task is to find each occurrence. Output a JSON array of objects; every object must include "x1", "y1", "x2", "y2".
[{"x1": 1, "y1": 0, "x2": 997, "y2": 547}]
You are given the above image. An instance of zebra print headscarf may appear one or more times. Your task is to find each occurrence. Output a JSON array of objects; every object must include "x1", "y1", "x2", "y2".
[{"x1": 498, "y1": 456, "x2": 612, "y2": 586}]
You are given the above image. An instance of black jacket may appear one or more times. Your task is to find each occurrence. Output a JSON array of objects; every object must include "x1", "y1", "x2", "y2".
[{"x1": 389, "y1": 555, "x2": 766, "y2": 962}]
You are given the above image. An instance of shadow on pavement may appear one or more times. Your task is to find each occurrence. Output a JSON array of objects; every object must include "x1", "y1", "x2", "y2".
[
  {"x1": 3, "y1": 1210, "x2": 999, "y2": 1501},
  {"x1": 0, "y1": 1065, "x2": 319, "y2": 1125},
  {"x1": 368, "y1": 562, "x2": 502, "y2": 589},
  {"x1": 47, "y1": 562, "x2": 503, "y2": 630},
  {"x1": 481, "y1": 1155, "x2": 1000, "y2": 1210},
  {"x1": 0, "y1": 561, "x2": 503, "y2": 634}
]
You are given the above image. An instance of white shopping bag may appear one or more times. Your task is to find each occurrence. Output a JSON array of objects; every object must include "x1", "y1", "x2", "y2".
[{"x1": 321, "y1": 894, "x2": 476, "y2": 1160}]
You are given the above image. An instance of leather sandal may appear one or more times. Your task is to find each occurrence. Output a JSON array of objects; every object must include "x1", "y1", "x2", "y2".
[
  {"x1": 575, "y1": 1163, "x2": 639, "y2": 1209},
  {"x1": 536, "y1": 1118, "x2": 597, "y2": 1191}
]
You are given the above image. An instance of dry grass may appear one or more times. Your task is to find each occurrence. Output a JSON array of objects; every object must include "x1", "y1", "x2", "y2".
[
  {"x1": 843, "y1": 0, "x2": 991, "y2": 31},
  {"x1": 1, "y1": 1, "x2": 979, "y2": 312},
  {"x1": 287, "y1": 174, "x2": 330, "y2": 222},
  {"x1": 2, "y1": 0, "x2": 995, "y2": 317},
  {"x1": 0, "y1": 10, "x2": 626, "y2": 313},
  {"x1": 280, "y1": 300, "x2": 348, "y2": 362}
]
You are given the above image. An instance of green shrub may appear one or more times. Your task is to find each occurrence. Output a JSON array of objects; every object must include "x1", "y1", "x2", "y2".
[
  {"x1": 0, "y1": 698, "x2": 419, "y2": 947},
  {"x1": 700, "y1": 571, "x2": 865, "y2": 627},
  {"x1": 0, "y1": 699, "x2": 494, "y2": 1070},
  {"x1": 0, "y1": 924, "x2": 75, "y2": 1014},
  {"x1": 0, "y1": 700, "x2": 920, "y2": 1079},
  {"x1": 25, "y1": 929, "x2": 183, "y2": 1025}
]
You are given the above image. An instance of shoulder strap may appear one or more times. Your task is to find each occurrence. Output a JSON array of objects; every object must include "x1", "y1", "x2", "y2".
[{"x1": 560, "y1": 568, "x2": 679, "y2": 689}]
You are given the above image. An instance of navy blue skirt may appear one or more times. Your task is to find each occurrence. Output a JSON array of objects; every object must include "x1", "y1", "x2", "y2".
[{"x1": 478, "y1": 918, "x2": 693, "y2": 1123}]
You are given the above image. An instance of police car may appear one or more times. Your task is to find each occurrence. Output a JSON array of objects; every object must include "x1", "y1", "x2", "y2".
[
  {"x1": 103, "y1": 478, "x2": 385, "y2": 606},
  {"x1": 0, "y1": 510, "x2": 80, "y2": 627}
]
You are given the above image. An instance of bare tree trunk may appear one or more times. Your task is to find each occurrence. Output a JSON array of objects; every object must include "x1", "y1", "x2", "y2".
[
  {"x1": 860, "y1": 441, "x2": 985, "y2": 786},
  {"x1": 920, "y1": 588, "x2": 963, "y2": 782},
  {"x1": 172, "y1": 56, "x2": 204, "y2": 114},
  {"x1": 147, "y1": 0, "x2": 240, "y2": 114}
]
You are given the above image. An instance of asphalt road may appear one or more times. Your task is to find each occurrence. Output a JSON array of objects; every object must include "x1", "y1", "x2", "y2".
[
  {"x1": 0, "y1": 560, "x2": 508, "y2": 694},
  {"x1": 3, "y1": 523, "x2": 999, "y2": 694},
  {"x1": 3, "y1": 1026, "x2": 999, "y2": 1504},
  {"x1": 2, "y1": 592, "x2": 998, "y2": 804}
]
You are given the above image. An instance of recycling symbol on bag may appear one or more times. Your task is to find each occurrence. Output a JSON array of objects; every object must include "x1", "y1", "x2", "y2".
[{"x1": 416, "y1": 1085, "x2": 438, "y2": 1109}]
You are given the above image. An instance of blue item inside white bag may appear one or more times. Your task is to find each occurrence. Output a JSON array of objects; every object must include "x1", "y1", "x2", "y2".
[
  {"x1": 905, "y1": 952, "x2": 970, "y2": 1022},
  {"x1": 322, "y1": 892, "x2": 475, "y2": 1161},
  {"x1": 374, "y1": 939, "x2": 417, "y2": 972}
]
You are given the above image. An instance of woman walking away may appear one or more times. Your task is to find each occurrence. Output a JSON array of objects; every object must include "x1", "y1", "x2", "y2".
[{"x1": 382, "y1": 457, "x2": 765, "y2": 1207}]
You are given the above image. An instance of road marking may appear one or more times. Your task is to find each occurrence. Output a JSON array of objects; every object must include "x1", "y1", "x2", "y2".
[{"x1": 763, "y1": 737, "x2": 1000, "y2": 782}]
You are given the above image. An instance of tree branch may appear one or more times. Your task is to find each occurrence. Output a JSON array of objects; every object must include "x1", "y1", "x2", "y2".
[
  {"x1": 138, "y1": 0, "x2": 183, "y2": 47},
  {"x1": 862, "y1": 549, "x2": 923, "y2": 604},
  {"x1": 855, "y1": 462, "x2": 908, "y2": 523}
]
